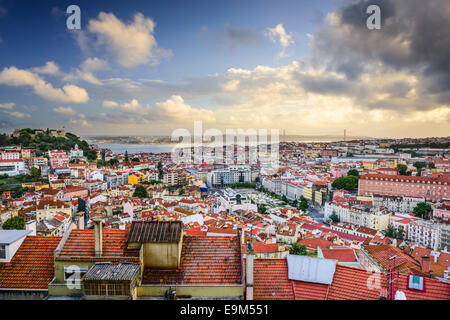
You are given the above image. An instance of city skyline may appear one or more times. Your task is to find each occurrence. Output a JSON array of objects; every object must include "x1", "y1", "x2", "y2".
[{"x1": 0, "y1": 0, "x2": 449, "y2": 138}]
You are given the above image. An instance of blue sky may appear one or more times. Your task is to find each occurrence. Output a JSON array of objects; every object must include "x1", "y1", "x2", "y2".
[{"x1": 0, "y1": 0, "x2": 449, "y2": 138}]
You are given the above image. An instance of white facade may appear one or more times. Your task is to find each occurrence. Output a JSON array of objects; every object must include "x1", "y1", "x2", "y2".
[
  {"x1": 408, "y1": 220, "x2": 441, "y2": 251},
  {"x1": 0, "y1": 159, "x2": 26, "y2": 176}
]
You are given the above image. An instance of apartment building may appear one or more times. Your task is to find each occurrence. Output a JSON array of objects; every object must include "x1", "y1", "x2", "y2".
[
  {"x1": 207, "y1": 165, "x2": 252, "y2": 187},
  {"x1": 408, "y1": 220, "x2": 441, "y2": 251},
  {"x1": 359, "y1": 174, "x2": 450, "y2": 202}
]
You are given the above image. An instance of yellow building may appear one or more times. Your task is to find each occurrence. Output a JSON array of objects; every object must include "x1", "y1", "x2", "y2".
[
  {"x1": 128, "y1": 173, "x2": 145, "y2": 185},
  {"x1": 303, "y1": 186, "x2": 313, "y2": 201},
  {"x1": 36, "y1": 200, "x2": 72, "y2": 222},
  {"x1": 50, "y1": 180, "x2": 66, "y2": 189}
]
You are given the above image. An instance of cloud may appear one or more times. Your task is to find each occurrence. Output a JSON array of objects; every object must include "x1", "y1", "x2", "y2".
[
  {"x1": 102, "y1": 100, "x2": 118, "y2": 107},
  {"x1": 0, "y1": 102, "x2": 14, "y2": 109},
  {"x1": 86, "y1": 12, "x2": 172, "y2": 68},
  {"x1": 267, "y1": 24, "x2": 293, "y2": 48},
  {"x1": 53, "y1": 106, "x2": 77, "y2": 116},
  {"x1": 224, "y1": 26, "x2": 262, "y2": 49},
  {"x1": 309, "y1": 0, "x2": 450, "y2": 104},
  {"x1": 32, "y1": 61, "x2": 60, "y2": 75},
  {"x1": 69, "y1": 119, "x2": 90, "y2": 127},
  {"x1": 5, "y1": 111, "x2": 31, "y2": 118},
  {"x1": 62, "y1": 57, "x2": 109, "y2": 85},
  {"x1": 154, "y1": 95, "x2": 215, "y2": 123},
  {"x1": 0, "y1": 66, "x2": 89, "y2": 103}
]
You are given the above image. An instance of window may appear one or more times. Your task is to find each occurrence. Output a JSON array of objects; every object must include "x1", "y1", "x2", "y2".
[
  {"x1": 64, "y1": 266, "x2": 88, "y2": 281},
  {"x1": 408, "y1": 275, "x2": 424, "y2": 291},
  {"x1": 0, "y1": 244, "x2": 6, "y2": 259}
]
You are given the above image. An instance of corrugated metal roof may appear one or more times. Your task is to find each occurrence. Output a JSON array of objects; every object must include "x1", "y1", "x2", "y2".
[
  {"x1": 83, "y1": 262, "x2": 140, "y2": 281},
  {"x1": 287, "y1": 254, "x2": 337, "y2": 285},
  {"x1": 127, "y1": 221, "x2": 182, "y2": 243}
]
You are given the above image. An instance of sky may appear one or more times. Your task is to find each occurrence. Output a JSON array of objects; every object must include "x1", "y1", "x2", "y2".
[{"x1": 0, "y1": 0, "x2": 449, "y2": 138}]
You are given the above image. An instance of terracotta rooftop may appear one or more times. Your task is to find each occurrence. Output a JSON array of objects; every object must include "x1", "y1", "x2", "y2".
[
  {"x1": 253, "y1": 258, "x2": 450, "y2": 300},
  {"x1": 361, "y1": 245, "x2": 424, "y2": 275},
  {"x1": 142, "y1": 235, "x2": 242, "y2": 285},
  {"x1": 0, "y1": 236, "x2": 61, "y2": 289},
  {"x1": 320, "y1": 248, "x2": 358, "y2": 262},
  {"x1": 56, "y1": 229, "x2": 139, "y2": 261}
]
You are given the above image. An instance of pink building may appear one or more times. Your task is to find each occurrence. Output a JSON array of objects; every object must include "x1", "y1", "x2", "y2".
[
  {"x1": 61, "y1": 186, "x2": 89, "y2": 199},
  {"x1": 48, "y1": 150, "x2": 69, "y2": 169},
  {"x1": 433, "y1": 202, "x2": 450, "y2": 221},
  {"x1": 359, "y1": 174, "x2": 450, "y2": 202}
]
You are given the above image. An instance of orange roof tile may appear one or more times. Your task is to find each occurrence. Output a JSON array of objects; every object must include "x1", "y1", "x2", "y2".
[
  {"x1": 142, "y1": 236, "x2": 242, "y2": 285},
  {"x1": 0, "y1": 236, "x2": 61, "y2": 289}
]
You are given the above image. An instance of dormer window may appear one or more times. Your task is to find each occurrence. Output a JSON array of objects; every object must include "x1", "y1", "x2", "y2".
[
  {"x1": 0, "y1": 244, "x2": 6, "y2": 259},
  {"x1": 408, "y1": 275, "x2": 424, "y2": 291}
]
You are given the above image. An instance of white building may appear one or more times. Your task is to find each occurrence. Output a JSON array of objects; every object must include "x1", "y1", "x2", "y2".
[
  {"x1": 0, "y1": 159, "x2": 26, "y2": 176},
  {"x1": 218, "y1": 188, "x2": 256, "y2": 213},
  {"x1": 408, "y1": 219, "x2": 441, "y2": 251},
  {"x1": 207, "y1": 165, "x2": 252, "y2": 187}
]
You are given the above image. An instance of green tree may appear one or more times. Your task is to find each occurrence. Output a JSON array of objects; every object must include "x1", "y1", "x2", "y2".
[
  {"x1": 2, "y1": 216, "x2": 25, "y2": 230},
  {"x1": 385, "y1": 224, "x2": 396, "y2": 238},
  {"x1": 289, "y1": 243, "x2": 308, "y2": 256},
  {"x1": 329, "y1": 211, "x2": 340, "y2": 223},
  {"x1": 30, "y1": 167, "x2": 41, "y2": 180},
  {"x1": 132, "y1": 157, "x2": 140, "y2": 162},
  {"x1": 331, "y1": 175, "x2": 359, "y2": 191},
  {"x1": 108, "y1": 158, "x2": 119, "y2": 166},
  {"x1": 86, "y1": 150, "x2": 98, "y2": 161},
  {"x1": 133, "y1": 186, "x2": 148, "y2": 198},
  {"x1": 299, "y1": 200, "x2": 308, "y2": 212},
  {"x1": 413, "y1": 202, "x2": 432, "y2": 220},
  {"x1": 396, "y1": 225, "x2": 405, "y2": 240},
  {"x1": 258, "y1": 204, "x2": 267, "y2": 215},
  {"x1": 413, "y1": 161, "x2": 426, "y2": 176},
  {"x1": 397, "y1": 164, "x2": 408, "y2": 175},
  {"x1": 157, "y1": 161, "x2": 164, "y2": 181},
  {"x1": 428, "y1": 162, "x2": 436, "y2": 169},
  {"x1": 347, "y1": 169, "x2": 359, "y2": 177}
]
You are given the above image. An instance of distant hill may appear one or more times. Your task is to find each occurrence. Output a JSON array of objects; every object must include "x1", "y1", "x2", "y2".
[{"x1": 0, "y1": 128, "x2": 94, "y2": 157}]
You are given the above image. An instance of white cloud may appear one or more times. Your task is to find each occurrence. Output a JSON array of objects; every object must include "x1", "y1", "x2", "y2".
[
  {"x1": 102, "y1": 100, "x2": 118, "y2": 107},
  {"x1": 267, "y1": 24, "x2": 293, "y2": 48},
  {"x1": 267, "y1": 24, "x2": 294, "y2": 58},
  {"x1": 53, "y1": 106, "x2": 77, "y2": 116},
  {"x1": 155, "y1": 95, "x2": 215, "y2": 122},
  {"x1": 87, "y1": 12, "x2": 172, "y2": 68},
  {"x1": 0, "y1": 66, "x2": 89, "y2": 103},
  {"x1": 0, "y1": 102, "x2": 14, "y2": 110},
  {"x1": 32, "y1": 61, "x2": 60, "y2": 75},
  {"x1": 69, "y1": 119, "x2": 90, "y2": 127},
  {"x1": 62, "y1": 57, "x2": 108, "y2": 85},
  {"x1": 5, "y1": 111, "x2": 31, "y2": 118}
]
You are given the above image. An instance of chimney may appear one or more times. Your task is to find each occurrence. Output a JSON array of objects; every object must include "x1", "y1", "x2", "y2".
[
  {"x1": 246, "y1": 254, "x2": 254, "y2": 300},
  {"x1": 93, "y1": 216, "x2": 103, "y2": 257},
  {"x1": 420, "y1": 256, "x2": 430, "y2": 274},
  {"x1": 403, "y1": 246, "x2": 410, "y2": 255}
]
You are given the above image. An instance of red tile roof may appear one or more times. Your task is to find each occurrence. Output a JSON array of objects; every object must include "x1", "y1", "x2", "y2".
[
  {"x1": 0, "y1": 236, "x2": 61, "y2": 289},
  {"x1": 362, "y1": 245, "x2": 424, "y2": 275},
  {"x1": 253, "y1": 258, "x2": 450, "y2": 300},
  {"x1": 142, "y1": 236, "x2": 242, "y2": 285},
  {"x1": 297, "y1": 238, "x2": 333, "y2": 250},
  {"x1": 320, "y1": 248, "x2": 357, "y2": 262},
  {"x1": 56, "y1": 229, "x2": 139, "y2": 261}
]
